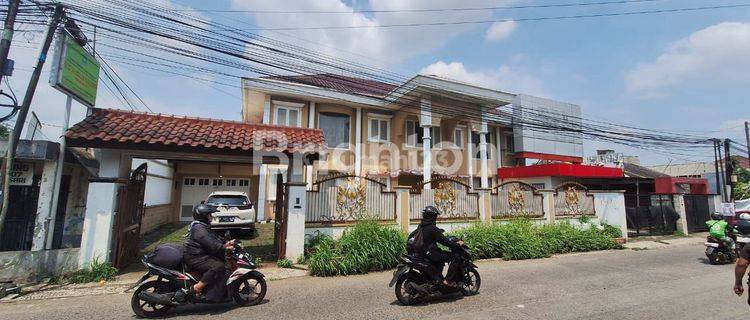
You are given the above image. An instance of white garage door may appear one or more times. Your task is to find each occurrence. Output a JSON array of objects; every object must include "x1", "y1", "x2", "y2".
[{"x1": 180, "y1": 177, "x2": 251, "y2": 221}]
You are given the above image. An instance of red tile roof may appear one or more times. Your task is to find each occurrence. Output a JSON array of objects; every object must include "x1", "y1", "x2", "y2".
[
  {"x1": 264, "y1": 74, "x2": 398, "y2": 98},
  {"x1": 66, "y1": 108, "x2": 326, "y2": 155}
]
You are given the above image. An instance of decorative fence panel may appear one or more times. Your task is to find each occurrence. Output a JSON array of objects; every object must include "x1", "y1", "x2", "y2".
[
  {"x1": 553, "y1": 182, "x2": 596, "y2": 217},
  {"x1": 305, "y1": 175, "x2": 396, "y2": 223},
  {"x1": 490, "y1": 181, "x2": 544, "y2": 218},
  {"x1": 409, "y1": 178, "x2": 480, "y2": 220}
]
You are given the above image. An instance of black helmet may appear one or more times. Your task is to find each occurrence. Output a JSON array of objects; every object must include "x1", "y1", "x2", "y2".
[
  {"x1": 711, "y1": 212, "x2": 723, "y2": 221},
  {"x1": 193, "y1": 204, "x2": 218, "y2": 223},
  {"x1": 422, "y1": 205, "x2": 441, "y2": 220}
]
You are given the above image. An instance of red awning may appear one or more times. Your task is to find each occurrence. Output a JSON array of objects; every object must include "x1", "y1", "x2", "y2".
[{"x1": 498, "y1": 163, "x2": 624, "y2": 179}]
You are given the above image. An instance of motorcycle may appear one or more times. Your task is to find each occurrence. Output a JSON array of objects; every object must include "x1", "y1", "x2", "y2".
[
  {"x1": 389, "y1": 237, "x2": 480, "y2": 305},
  {"x1": 130, "y1": 240, "x2": 267, "y2": 318},
  {"x1": 704, "y1": 235, "x2": 737, "y2": 265}
]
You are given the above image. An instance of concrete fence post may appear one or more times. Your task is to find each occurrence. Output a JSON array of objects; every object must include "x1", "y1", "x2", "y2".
[
  {"x1": 476, "y1": 189, "x2": 492, "y2": 224},
  {"x1": 592, "y1": 191, "x2": 628, "y2": 241},
  {"x1": 540, "y1": 190, "x2": 555, "y2": 224},
  {"x1": 673, "y1": 194, "x2": 689, "y2": 236},
  {"x1": 394, "y1": 186, "x2": 411, "y2": 233},
  {"x1": 284, "y1": 182, "x2": 307, "y2": 262}
]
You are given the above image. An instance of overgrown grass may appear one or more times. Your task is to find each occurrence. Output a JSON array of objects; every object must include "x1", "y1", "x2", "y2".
[
  {"x1": 308, "y1": 221, "x2": 406, "y2": 277},
  {"x1": 276, "y1": 258, "x2": 294, "y2": 268},
  {"x1": 62, "y1": 258, "x2": 118, "y2": 284},
  {"x1": 450, "y1": 219, "x2": 623, "y2": 261}
]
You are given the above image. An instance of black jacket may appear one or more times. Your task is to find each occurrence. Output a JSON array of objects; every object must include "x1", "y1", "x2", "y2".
[
  {"x1": 185, "y1": 221, "x2": 225, "y2": 260},
  {"x1": 418, "y1": 218, "x2": 461, "y2": 254}
]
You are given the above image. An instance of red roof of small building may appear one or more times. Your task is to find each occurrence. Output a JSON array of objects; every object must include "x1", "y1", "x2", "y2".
[
  {"x1": 66, "y1": 108, "x2": 326, "y2": 155},
  {"x1": 498, "y1": 163, "x2": 624, "y2": 179}
]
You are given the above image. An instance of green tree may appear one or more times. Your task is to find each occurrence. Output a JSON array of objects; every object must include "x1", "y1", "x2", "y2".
[{"x1": 734, "y1": 167, "x2": 750, "y2": 200}]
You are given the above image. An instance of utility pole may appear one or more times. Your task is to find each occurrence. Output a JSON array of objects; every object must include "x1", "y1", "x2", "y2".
[
  {"x1": 718, "y1": 141, "x2": 727, "y2": 202},
  {"x1": 713, "y1": 139, "x2": 722, "y2": 198},
  {"x1": 0, "y1": 4, "x2": 64, "y2": 237},
  {"x1": 0, "y1": 0, "x2": 20, "y2": 86},
  {"x1": 725, "y1": 139, "x2": 734, "y2": 201},
  {"x1": 745, "y1": 121, "x2": 749, "y2": 161}
]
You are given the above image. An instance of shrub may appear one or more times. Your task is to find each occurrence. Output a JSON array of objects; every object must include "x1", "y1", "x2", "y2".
[
  {"x1": 308, "y1": 220, "x2": 406, "y2": 276},
  {"x1": 451, "y1": 219, "x2": 550, "y2": 260},
  {"x1": 66, "y1": 258, "x2": 118, "y2": 284},
  {"x1": 600, "y1": 223, "x2": 623, "y2": 239},
  {"x1": 276, "y1": 258, "x2": 294, "y2": 268},
  {"x1": 538, "y1": 222, "x2": 622, "y2": 254}
]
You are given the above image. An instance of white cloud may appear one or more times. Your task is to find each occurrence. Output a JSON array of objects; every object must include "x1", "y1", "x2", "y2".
[
  {"x1": 484, "y1": 21, "x2": 517, "y2": 42},
  {"x1": 230, "y1": 0, "x2": 519, "y2": 65},
  {"x1": 420, "y1": 60, "x2": 548, "y2": 96},
  {"x1": 626, "y1": 22, "x2": 750, "y2": 94}
]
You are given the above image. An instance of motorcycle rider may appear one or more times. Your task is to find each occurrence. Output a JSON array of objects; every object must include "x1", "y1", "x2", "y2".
[
  {"x1": 412, "y1": 205, "x2": 464, "y2": 287},
  {"x1": 184, "y1": 204, "x2": 234, "y2": 297},
  {"x1": 706, "y1": 212, "x2": 737, "y2": 250}
]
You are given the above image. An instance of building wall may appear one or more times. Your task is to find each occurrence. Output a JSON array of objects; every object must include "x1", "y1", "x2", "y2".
[
  {"x1": 242, "y1": 90, "x2": 266, "y2": 124},
  {"x1": 58, "y1": 164, "x2": 90, "y2": 248},
  {"x1": 141, "y1": 204, "x2": 174, "y2": 234}
]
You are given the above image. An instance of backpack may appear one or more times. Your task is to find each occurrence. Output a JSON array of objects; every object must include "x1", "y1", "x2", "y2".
[
  {"x1": 407, "y1": 227, "x2": 427, "y2": 256},
  {"x1": 145, "y1": 243, "x2": 185, "y2": 269}
]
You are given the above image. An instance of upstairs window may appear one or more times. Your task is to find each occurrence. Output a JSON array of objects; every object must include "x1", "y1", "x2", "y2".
[
  {"x1": 319, "y1": 112, "x2": 350, "y2": 148},
  {"x1": 368, "y1": 117, "x2": 391, "y2": 143},
  {"x1": 472, "y1": 131, "x2": 493, "y2": 159},
  {"x1": 405, "y1": 120, "x2": 441, "y2": 148},
  {"x1": 454, "y1": 127, "x2": 465, "y2": 149},
  {"x1": 273, "y1": 101, "x2": 303, "y2": 127}
]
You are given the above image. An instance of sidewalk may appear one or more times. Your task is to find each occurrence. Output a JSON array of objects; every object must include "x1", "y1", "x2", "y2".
[
  {"x1": 3, "y1": 264, "x2": 308, "y2": 302},
  {"x1": 624, "y1": 233, "x2": 706, "y2": 250}
]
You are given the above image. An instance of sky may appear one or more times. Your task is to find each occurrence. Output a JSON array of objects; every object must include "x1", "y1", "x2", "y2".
[{"x1": 4, "y1": 0, "x2": 750, "y2": 166}]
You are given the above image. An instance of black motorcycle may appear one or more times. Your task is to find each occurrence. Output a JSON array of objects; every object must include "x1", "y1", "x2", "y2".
[
  {"x1": 389, "y1": 238, "x2": 480, "y2": 305},
  {"x1": 704, "y1": 235, "x2": 737, "y2": 265},
  {"x1": 130, "y1": 241, "x2": 266, "y2": 318}
]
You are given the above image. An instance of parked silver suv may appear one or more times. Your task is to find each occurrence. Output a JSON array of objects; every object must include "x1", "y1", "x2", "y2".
[{"x1": 203, "y1": 191, "x2": 256, "y2": 234}]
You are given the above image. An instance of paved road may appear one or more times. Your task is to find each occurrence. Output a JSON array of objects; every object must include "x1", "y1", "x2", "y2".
[{"x1": 2, "y1": 243, "x2": 750, "y2": 319}]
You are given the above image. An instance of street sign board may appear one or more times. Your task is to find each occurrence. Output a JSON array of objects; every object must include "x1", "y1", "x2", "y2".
[
  {"x1": 9, "y1": 161, "x2": 33, "y2": 186},
  {"x1": 49, "y1": 33, "x2": 100, "y2": 107}
]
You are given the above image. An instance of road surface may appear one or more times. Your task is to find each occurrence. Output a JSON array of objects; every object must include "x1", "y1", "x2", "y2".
[{"x1": 2, "y1": 243, "x2": 749, "y2": 319}]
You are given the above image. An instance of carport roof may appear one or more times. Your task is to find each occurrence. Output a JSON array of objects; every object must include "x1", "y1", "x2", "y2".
[{"x1": 66, "y1": 108, "x2": 326, "y2": 156}]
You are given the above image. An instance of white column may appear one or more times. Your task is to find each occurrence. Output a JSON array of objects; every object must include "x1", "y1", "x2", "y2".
[
  {"x1": 354, "y1": 107, "x2": 362, "y2": 176},
  {"x1": 78, "y1": 150, "x2": 131, "y2": 267},
  {"x1": 256, "y1": 163, "x2": 266, "y2": 221},
  {"x1": 306, "y1": 102, "x2": 316, "y2": 189},
  {"x1": 422, "y1": 126, "x2": 431, "y2": 189},
  {"x1": 31, "y1": 160, "x2": 57, "y2": 251},
  {"x1": 479, "y1": 132, "x2": 489, "y2": 189},
  {"x1": 467, "y1": 128, "x2": 474, "y2": 188},
  {"x1": 262, "y1": 95, "x2": 271, "y2": 125}
]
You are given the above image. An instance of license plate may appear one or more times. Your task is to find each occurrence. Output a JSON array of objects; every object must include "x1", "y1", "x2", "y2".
[
  {"x1": 706, "y1": 247, "x2": 715, "y2": 255},
  {"x1": 219, "y1": 217, "x2": 235, "y2": 222}
]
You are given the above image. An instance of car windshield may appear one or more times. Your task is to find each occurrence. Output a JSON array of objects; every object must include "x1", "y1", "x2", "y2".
[{"x1": 206, "y1": 195, "x2": 249, "y2": 206}]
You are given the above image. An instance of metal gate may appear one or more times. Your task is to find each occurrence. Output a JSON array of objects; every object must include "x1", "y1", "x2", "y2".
[
  {"x1": 112, "y1": 163, "x2": 147, "y2": 269},
  {"x1": 273, "y1": 172, "x2": 288, "y2": 259},
  {"x1": 625, "y1": 194, "x2": 678, "y2": 236},
  {"x1": 0, "y1": 185, "x2": 40, "y2": 251},
  {"x1": 684, "y1": 194, "x2": 710, "y2": 233}
]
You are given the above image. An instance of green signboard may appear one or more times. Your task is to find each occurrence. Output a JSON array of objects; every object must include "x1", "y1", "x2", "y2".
[{"x1": 50, "y1": 35, "x2": 100, "y2": 107}]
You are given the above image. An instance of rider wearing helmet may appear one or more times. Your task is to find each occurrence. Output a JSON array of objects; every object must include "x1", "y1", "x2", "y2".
[
  {"x1": 706, "y1": 212, "x2": 736, "y2": 250},
  {"x1": 417, "y1": 205, "x2": 464, "y2": 287},
  {"x1": 184, "y1": 204, "x2": 233, "y2": 296}
]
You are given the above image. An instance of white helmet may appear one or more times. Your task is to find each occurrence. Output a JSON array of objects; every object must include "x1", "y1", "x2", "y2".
[{"x1": 739, "y1": 213, "x2": 750, "y2": 221}]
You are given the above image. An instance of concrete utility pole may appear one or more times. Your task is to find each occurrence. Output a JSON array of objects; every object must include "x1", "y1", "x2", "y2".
[
  {"x1": 713, "y1": 139, "x2": 722, "y2": 198},
  {"x1": 0, "y1": 4, "x2": 64, "y2": 237},
  {"x1": 745, "y1": 121, "x2": 749, "y2": 161},
  {"x1": 0, "y1": 0, "x2": 20, "y2": 86}
]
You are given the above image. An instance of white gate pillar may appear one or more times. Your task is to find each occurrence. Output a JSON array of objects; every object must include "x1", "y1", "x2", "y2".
[
  {"x1": 78, "y1": 149, "x2": 131, "y2": 267},
  {"x1": 673, "y1": 194, "x2": 689, "y2": 236},
  {"x1": 284, "y1": 154, "x2": 307, "y2": 261}
]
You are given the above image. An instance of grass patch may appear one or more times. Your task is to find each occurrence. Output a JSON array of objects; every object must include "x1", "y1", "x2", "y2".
[
  {"x1": 276, "y1": 258, "x2": 294, "y2": 268},
  {"x1": 308, "y1": 221, "x2": 406, "y2": 277},
  {"x1": 450, "y1": 219, "x2": 623, "y2": 261},
  {"x1": 53, "y1": 258, "x2": 118, "y2": 284}
]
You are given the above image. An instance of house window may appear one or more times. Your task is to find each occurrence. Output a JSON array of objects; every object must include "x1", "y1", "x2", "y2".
[
  {"x1": 198, "y1": 178, "x2": 209, "y2": 186},
  {"x1": 239, "y1": 179, "x2": 249, "y2": 187},
  {"x1": 472, "y1": 131, "x2": 493, "y2": 159},
  {"x1": 368, "y1": 117, "x2": 390, "y2": 142},
  {"x1": 405, "y1": 120, "x2": 440, "y2": 148},
  {"x1": 212, "y1": 179, "x2": 223, "y2": 186},
  {"x1": 226, "y1": 179, "x2": 237, "y2": 187},
  {"x1": 183, "y1": 178, "x2": 195, "y2": 186},
  {"x1": 454, "y1": 127, "x2": 464, "y2": 149},
  {"x1": 505, "y1": 134, "x2": 515, "y2": 153},
  {"x1": 319, "y1": 112, "x2": 350, "y2": 148},
  {"x1": 273, "y1": 102, "x2": 302, "y2": 127}
]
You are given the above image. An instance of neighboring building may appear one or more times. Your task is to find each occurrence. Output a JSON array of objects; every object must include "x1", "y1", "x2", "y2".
[
  {"x1": 649, "y1": 155, "x2": 750, "y2": 194},
  {"x1": 241, "y1": 73, "x2": 584, "y2": 219}
]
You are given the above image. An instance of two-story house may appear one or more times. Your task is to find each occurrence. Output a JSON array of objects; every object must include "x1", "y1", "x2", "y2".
[{"x1": 241, "y1": 73, "x2": 584, "y2": 220}]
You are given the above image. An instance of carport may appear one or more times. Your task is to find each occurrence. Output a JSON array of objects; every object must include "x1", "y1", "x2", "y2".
[{"x1": 66, "y1": 108, "x2": 324, "y2": 267}]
